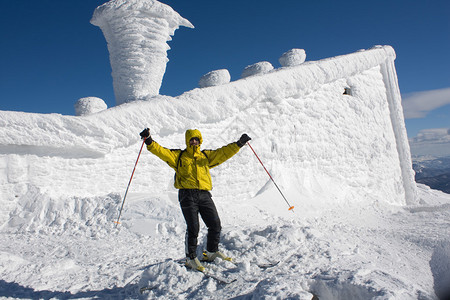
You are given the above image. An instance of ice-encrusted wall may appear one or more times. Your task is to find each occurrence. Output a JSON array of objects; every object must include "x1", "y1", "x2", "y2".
[{"x1": 0, "y1": 46, "x2": 417, "y2": 219}]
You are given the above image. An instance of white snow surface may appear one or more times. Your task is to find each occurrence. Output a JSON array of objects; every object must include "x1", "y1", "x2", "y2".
[
  {"x1": 1, "y1": 185, "x2": 449, "y2": 299},
  {"x1": 0, "y1": 46, "x2": 443, "y2": 299},
  {"x1": 74, "y1": 97, "x2": 108, "y2": 116},
  {"x1": 430, "y1": 240, "x2": 450, "y2": 299}
]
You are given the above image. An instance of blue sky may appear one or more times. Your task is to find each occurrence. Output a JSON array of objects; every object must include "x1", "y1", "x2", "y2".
[{"x1": 0, "y1": 0, "x2": 449, "y2": 137}]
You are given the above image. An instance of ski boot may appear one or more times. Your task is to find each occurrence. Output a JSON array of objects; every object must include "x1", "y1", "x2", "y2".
[
  {"x1": 202, "y1": 250, "x2": 232, "y2": 262},
  {"x1": 185, "y1": 257, "x2": 205, "y2": 272}
]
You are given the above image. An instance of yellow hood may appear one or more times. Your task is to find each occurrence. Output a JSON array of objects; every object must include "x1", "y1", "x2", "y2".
[{"x1": 185, "y1": 129, "x2": 203, "y2": 148}]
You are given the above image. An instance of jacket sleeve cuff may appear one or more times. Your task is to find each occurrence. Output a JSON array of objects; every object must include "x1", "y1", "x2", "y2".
[{"x1": 144, "y1": 137, "x2": 153, "y2": 145}]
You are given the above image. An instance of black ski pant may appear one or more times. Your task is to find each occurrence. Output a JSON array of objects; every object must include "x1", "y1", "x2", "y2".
[{"x1": 178, "y1": 189, "x2": 222, "y2": 259}]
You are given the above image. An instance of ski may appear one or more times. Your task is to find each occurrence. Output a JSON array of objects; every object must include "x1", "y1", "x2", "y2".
[
  {"x1": 140, "y1": 257, "x2": 277, "y2": 293},
  {"x1": 201, "y1": 270, "x2": 237, "y2": 284},
  {"x1": 139, "y1": 269, "x2": 236, "y2": 294},
  {"x1": 201, "y1": 258, "x2": 280, "y2": 269},
  {"x1": 139, "y1": 285, "x2": 156, "y2": 294},
  {"x1": 255, "y1": 260, "x2": 280, "y2": 269},
  {"x1": 176, "y1": 258, "x2": 237, "y2": 284}
]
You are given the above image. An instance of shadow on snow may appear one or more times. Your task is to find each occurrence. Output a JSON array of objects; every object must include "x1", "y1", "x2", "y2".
[{"x1": 0, "y1": 280, "x2": 139, "y2": 299}]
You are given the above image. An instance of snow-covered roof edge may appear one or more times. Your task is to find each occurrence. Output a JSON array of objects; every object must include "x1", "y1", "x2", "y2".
[
  {"x1": 178, "y1": 46, "x2": 396, "y2": 102},
  {"x1": 0, "y1": 46, "x2": 402, "y2": 152}
]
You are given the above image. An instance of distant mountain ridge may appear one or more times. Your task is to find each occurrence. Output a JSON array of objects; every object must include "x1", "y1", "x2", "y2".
[
  {"x1": 412, "y1": 156, "x2": 450, "y2": 194},
  {"x1": 409, "y1": 128, "x2": 450, "y2": 194}
]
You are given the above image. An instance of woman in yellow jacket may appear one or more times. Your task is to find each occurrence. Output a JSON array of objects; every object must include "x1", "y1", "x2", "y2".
[{"x1": 140, "y1": 128, "x2": 251, "y2": 271}]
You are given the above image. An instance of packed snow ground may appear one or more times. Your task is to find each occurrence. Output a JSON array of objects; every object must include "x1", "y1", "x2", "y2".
[{"x1": 1, "y1": 182, "x2": 450, "y2": 299}]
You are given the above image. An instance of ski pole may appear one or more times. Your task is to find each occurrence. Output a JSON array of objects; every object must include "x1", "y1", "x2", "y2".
[
  {"x1": 115, "y1": 138, "x2": 146, "y2": 227},
  {"x1": 247, "y1": 142, "x2": 295, "y2": 212}
]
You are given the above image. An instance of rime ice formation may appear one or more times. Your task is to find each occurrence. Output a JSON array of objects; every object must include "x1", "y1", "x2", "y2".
[
  {"x1": 279, "y1": 48, "x2": 306, "y2": 67},
  {"x1": 74, "y1": 97, "x2": 107, "y2": 116},
  {"x1": 0, "y1": 46, "x2": 418, "y2": 207},
  {"x1": 90, "y1": 0, "x2": 193, "y2": 105},
  {"x1": 241, "y1": 61, "x2": 274, "y2": 78},
  {"x1": 198, "y1": 69, "x2": 231, "y2": 88}
]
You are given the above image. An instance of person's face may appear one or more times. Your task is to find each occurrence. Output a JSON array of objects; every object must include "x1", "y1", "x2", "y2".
[{"x1": 189, "y1": 137, "x2": 200, "y2": 146}]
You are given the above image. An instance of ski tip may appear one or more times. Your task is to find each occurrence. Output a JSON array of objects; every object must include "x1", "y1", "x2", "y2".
[{"x1": 140, "y1": 286, "x2": 155, "y2": 294}]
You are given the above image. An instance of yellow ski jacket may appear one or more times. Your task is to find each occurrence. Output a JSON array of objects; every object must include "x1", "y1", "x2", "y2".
[{"x1": 146, "y1": 129, "x2": 241, "y2": 190}]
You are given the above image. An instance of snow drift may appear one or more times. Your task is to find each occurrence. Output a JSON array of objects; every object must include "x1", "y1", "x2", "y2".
[{"x1": 430, "y1": 241, "x2": 450, "y2": 299}]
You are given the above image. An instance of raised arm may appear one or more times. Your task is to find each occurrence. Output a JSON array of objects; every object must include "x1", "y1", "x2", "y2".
[
  {"x1": 203, "y1": 134, "x2": 251, "y2": 168},
  {"x1": 140, "y1": 128, "x2": 180, "y2": 170}
]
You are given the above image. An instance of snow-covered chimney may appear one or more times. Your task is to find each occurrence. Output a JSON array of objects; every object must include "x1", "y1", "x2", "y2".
[{"x1": 91, "y1": 0, "x2": 194, "y2": 105}]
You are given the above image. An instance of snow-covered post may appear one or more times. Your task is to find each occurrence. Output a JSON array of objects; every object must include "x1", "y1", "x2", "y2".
[
  {"x1": 380, "y1": 47, "x2": 418, "y2": 204},
  {"x1": 91, "y1": 0, "x2": 193, "y2": 105}
]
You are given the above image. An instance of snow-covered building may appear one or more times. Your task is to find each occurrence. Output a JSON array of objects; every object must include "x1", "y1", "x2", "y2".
[{"x1": 0, "y1": 0, "x2": 417, "y2": 226}]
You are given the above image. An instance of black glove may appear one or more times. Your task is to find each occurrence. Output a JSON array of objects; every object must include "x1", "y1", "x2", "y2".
[
  {"x1": 140, "y1": 128, "x2": 153, "y2": 145},
  {"x1": 237, "y1": 133, "x2": 251, "y2": 147}
]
